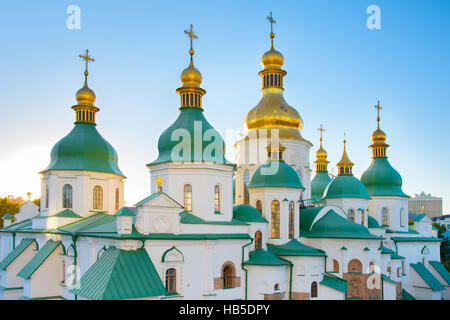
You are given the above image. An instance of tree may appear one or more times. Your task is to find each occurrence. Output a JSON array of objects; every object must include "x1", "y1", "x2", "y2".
[
  {"x1": 433, "y1": 222, "x2": 449, "y2": 271},
  {"x1": 32, "y1": 198, "x2": 40, "y2": 208},
  {"x1": 0, "y1": 197, "x2": 21, "y2": 228}
]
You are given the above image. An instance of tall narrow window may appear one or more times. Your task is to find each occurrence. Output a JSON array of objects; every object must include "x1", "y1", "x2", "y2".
[
  {"x1": 347, "y1": 209, "x2": 355, "y2": 222},
  {"x1": 311, "y1": 282, "x2": 318, "y2": 298},
  {"x1": 214, "y1": 185, "x2": 221, "y2": 213},
  {"x1": 256, "y1": 200, "x2": 262, "y2": 215},
  {"x1": 333, "y1": 259, "x2": 339, "y2": 273},
  {"x1": 184, "y1": 184, "x2": 192, "y2": 212},
  {"x1": 360, "y1": 210, "x2": 365, "y2": 225},
  {"x1": 223, "y1": 265, "x2": 234, "y2": 288},
  {"x1": 289, "y1": 201, "x2": 295, "y2": 239},
  {"x1": 382, "y1": 208, "x2": 389, "y2": 226},
  {"x1": 93, "y1": 185, "x2": 103, "y2": 210},
  {"x1": 255, "y1": 231, "x2": 262, "y2": 249},
  {"x1": 400, "y1": 208, "x2": 405, "y2": 227},
  {"x1": 62, "y1": 184, "x2": 73, "y2": 209},
  {"x1": 165, "y1": 268, "x2": 177, "y2": 294},
  {"x1": 115, "y1": 188, "x2": 120, "y2": 211},
  {"x1": 271, "y1": 200, "x2": 280, "y2": 238},
  {"x1": 45, "y1": 185, "x2": 49, "y2": 209}
]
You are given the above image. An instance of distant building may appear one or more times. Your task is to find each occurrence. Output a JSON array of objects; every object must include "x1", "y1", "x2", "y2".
[
  {"x1": 432, "y1": 214, "x2": 450, "y2": 230},
  {"x1": 408, "y1": 192, "x2": 443, "y2": 219}
]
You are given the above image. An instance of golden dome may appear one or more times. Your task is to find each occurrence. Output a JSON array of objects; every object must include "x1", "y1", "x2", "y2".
[
  {"x1": 372, "y1": 128, "x2": 387, "y2": 143},
  {"x1": 76, "y1": 82, "x2": 96, "y2": 106},
  {"x1": 262, "y1": 48, "x2": 284, "y2": 69},
  {"x1": 180, "y1": 60, "x2": 202, "y2": 87},
  {"x1": 316, "y1": 146, "x2": 327, "y2": 159}
]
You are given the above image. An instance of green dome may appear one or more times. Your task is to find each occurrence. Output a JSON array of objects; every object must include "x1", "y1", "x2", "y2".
[
  {"x1": 368, "y1": 216, "x2": 381, "y2": 228},
  {"x1": 248, "y1": 160, "x2": 304, "y2": 189},
  {"x1": 361, "y1": 158, "x2": 409, "y2": 198},
  {"x1": 41, "y1": 123, "x2": 124, "y2": 177},
  {"x1": 311, "y1": 172, "x2": 332, "y2": 203},
  {"x1": 233, "y1": 205, "x2": 267, "y2": 223},
  {"x1": 149, "y1": 107, "x2": 232, "y2": 166},
  {"x1": 323, "y1": 175, "x2": 370, "y2": 200}
]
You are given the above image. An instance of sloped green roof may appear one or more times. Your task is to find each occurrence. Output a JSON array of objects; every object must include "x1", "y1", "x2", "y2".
[
  {"x1": 3, "y1": 213, "x2": 13, "y2": 220},
  {"x1": 50, "y1": 209, "x2": 82, "y2": 218},
  {"x1": 243, "y1": 249, "x2": 290, "y2": 266},
  {"x1": 378, "y1": 246, "x2": 404, "y2": 259},
  {"x1": 267, "y1": 239, "x2": 325, "y2": 257},
  {"x1": 381, "y1": 274, "x2": 397, "y2": 285},
  {"x1": 320, "y1": 273, "x2": 347, "y2": 293},
  {"x1": 413, "y1": 214, "x2": 428, "y2": 222},
  {"x1": 233, "y1": 205, "x2": 267, "y2": 223},
  {"x1": 134, "y1": 192, "x2": 182, "y2": 208},
  {"x1": 391, "y1": 237, "x2": 441, "y2": 242},
  {"x1": 429, "y1": 261, "x2": 450, "y2": 285},
  {"x1": 361, "y1": 157, "x2": 409, "y2": 198},
  {"x1": 402, "y1": 289, "x2": 416, "y2": 300},
  {"x1": 311, "y1": 171, "x2": 332, "y2": 203},
  {"x1": 41, "y1": 123, "x2": 125, "y2": 177},
  {"x1": 385, "y1": 228, "x2": 418, "y2": 234},
  {"x1": 115, "y1": 207, "x2": 136, "y2": 217},
  {"x1": 148, "y1": 107, "x2": 232, "y2": 166},
  {"x1": 300, "y1": 207, "x2": 381, "y2": 240},
  {"x1": 410, "y1": 262, "x2": 445, "y2": 291},
  {"x1": 179, "y1": 211, "x2": 248, "y2": 225},
  {"x1": 248, "y1": 160, "x2": 304, "y2": 190},
  {"x1": 0, "y1": 239, "x2": 35, "y2": 270},
  {"x1": 58, "y1": 213, "x2": 117, "y2": 234},
  {"x1": 71, "y1": 247, "x2": 167, "y2": 300},
  {"x1": 1, "y1": 219, "x2": 32, "y2": 232},
  {"x1": 368, "y1": 216, "x2": 381, "y2": 228},
  {"x1": 323, "y1": 175, "x2": 370, "y2": 200},
  {"x1": 17, "y1": 240, "x2": 61, "y2": 279}
]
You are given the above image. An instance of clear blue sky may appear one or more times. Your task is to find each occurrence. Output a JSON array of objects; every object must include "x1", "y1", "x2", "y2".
[{"x1": 0, "y1": 1, "x2": 449, "y2": 212}]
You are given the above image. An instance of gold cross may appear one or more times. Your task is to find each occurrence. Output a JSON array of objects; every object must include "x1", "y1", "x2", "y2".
[
  {"x1": 374, "y1": 100, "x2": 382, "y2": 128},
  {"x1": 79, "y1": 49, "x2": 95, "y2": 77},
  {"x1": 184, "y1": 24, "x2": 198, "y2": 57},
  {"x1": 267, "y1": 12, "x2": 276, "y2": 47},
  {"x1": 317, "y1": 124, "x2": 325, "y2": 143}
]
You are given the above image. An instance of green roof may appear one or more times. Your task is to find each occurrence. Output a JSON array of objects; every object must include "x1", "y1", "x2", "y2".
[
  {"x1": 233, "y1": 205, "x2": 267, "y2": 223},
  {"x1": 311, "y1": 172, "x2": 332, "y2": 203},
  {"x1": 243, "y1": 249, "x2": 290, "y2": 266},
  {"x1": 17, "y1": 240, "x2": 61, "y2": 279},
  {"x1": 413, "y1": 214, "x2": 428, "y2": 222},
  {"x1": 1, "y1": 219, "x2": 32, "y2": 232},
  {"x1": 50, "y1": 209, "x2": 82, "y2": 218},
  {"x1": 385, "y1": 228, "x2": 418, "y2": 234},
  {"x1": 323, "y1": 175, "x2": 370, "y2": 200},
  {"x1": 320, "y1": 273, "x2": 347, "y2": 293},
  {"x1": 40, "y1": 123, "x2": 125, "y2": 177},
  {"x1": 71, "y1": 247, "x2": 167, "y2": 300},
  {"x1": 267, "y1": 239, "x2": 326, "y2": 257},
  {"x1": 114, "y1": 207, "x2": 136, "y2": 217},
  {"x1": 0, "y1": 239, "x2": 35, "y2": 270},
  {"x1": 378, "y1": 246, "x2": 404, "y2": 259},
  {"x1": 134, "y1": 192, "x2": 182, "y2": 208},
  {"x1": 300, "y1": 207, "x2": 381, "y2": 240},
  {"x1": 148, "y1": 107, "x2": 232, "y2": 166},
  {"x1": 410, "y1": 262, "x2": 445, "y2": 291},
  {"x1": 361, "y1": 157, "x2": 409, "y2": 198},
  {"x1": 248, "y1": 160, "x2": 304, "y2": 190},
  {"x1": 381, "y1": 274, "x2": 397, "y2": 285},
  {"x1": 179, "y1": 211, "x2": 248, "y2": 225},
  {"x1": 429, "y1": 261, "x2": 450, "y2": 285},
  {"x1": 3, "y1": 213, "x2": 13, "y2": 220},
  {"x1": 391, "y1": 237, "x2": 442, "y2": 242},
  {"x1": 368, "y1": 216, "x2": 381, "y2": 228},
  {"x1": 402, "y1": 289, "x2": 416, "y2": 300},
  {"x1": 58, "y1": 213, "x2": 117, "y2": 234}
]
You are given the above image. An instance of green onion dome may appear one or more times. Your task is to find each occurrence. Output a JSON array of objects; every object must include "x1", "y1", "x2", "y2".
[
  {"x1": 311, "y1": 172, "x2": 332, "y2": 203},
  {"x1": 248, "y1": 160, "x2": 305, "y2": 189},
  {"x1": 368, "y1": 215, "x2": 381, "y2": 228},
  {"x1": 361, "y1": 158, "x2": 409, "y2": 197},
  {"x1": 41, "y1": 123, "x2": 124, "y2": 177},
  {"x1": 323, "y1": 175, "x2": 370, "y2": 200},
  {"x1": 233, "y1": 205, "x2": 267, "y2": 223},
  {"x1": 149, "y1": 107, "x2": 232, "y2": 166}
]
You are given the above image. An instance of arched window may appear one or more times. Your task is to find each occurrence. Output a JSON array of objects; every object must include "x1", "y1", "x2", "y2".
[
  {"x1": 165, "y1": 268, "x2": 177, "y2": 293},
  {"x1": 115, "y1": 188, "x2": 120, "y2": 211},
  {"x1": 345, "y1": 167, "x2": 350, "y2": 174},
  {"x1": 62, "y1": 184, "x2": 73, "y2": 209},
  {"x1": 45, "y1": 185, "x2": 49, "y2": 209},
  {"x1": 369, "y1": 261, "x2": 375, "y2": 274},
  {"x1": 93, "y1": 185, "x2": 103, "y2": 210},
  {"x1": 397, "y1": 267, "x2": 402, "y2": 278},
  {"x1": 333, "y1": 259, "x2": 339, "y2": 273},
  {"x1": 271, "y1": 200, "x2": 280, "y2": 238},
  {"x1": 400, "y1": 208, "x2": 405, "y2": 227},
  {"x1": 382, "y1": 207, "x2": 389, "y2": 226},
  {"x1": 289, "y1": 201, "x2": 295, "y2": 239},
  {"x1": 274, "y1": 283, "x2": 280, "y2": 291},
  {"x1": 184, "y1": 184, "x2": 192, "y2": 212},
  {"x1": 255, "y1": 231, "x2": 262, "y2": 249},
  {"x1": 256, "y1": 200, "x2": 262, "y2": 215},
  {"x1": 311, "y1": 282, "x2": 318, "y2": 298},
  {"x1": 387, "y1": 264, "x2": 391, "y2": 276},
  {"x1": 214, "y1": 185, "x2": 221, "y2": 213},
  {"x1": 223, "y1": 264, "x2": 235, "y2": 289},
  {"x1": 347, "y1": 209, "x2": 355, "y2": 222},
  {"x1": 360, "y1": 209, "x2": 365, "y2": 225},
  {"x1": 348, "y1": 259, "x2": 363, "y2": 273}
]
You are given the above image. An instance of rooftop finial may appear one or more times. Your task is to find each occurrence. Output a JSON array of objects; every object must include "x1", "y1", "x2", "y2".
[
  {"x1": 267, "y1": 12, "x2": 276, "y2": 48},
  {"x1": 184, "y1": 24, "x2": 198, "y2": 65},
  {"x1": 78, "y1": 49, "x2": 95, "y2": 85},
  {"x1": 318, "y1": 124, "x2": 325, "y2": 147},
  {"x1": 375, "y1": 100, "x2": 382, "y2": 129}
]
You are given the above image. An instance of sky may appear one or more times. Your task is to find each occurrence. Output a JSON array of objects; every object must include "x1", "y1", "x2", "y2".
[{"x1": 0, "y1": 0, "x2": 449, "y2": 212}]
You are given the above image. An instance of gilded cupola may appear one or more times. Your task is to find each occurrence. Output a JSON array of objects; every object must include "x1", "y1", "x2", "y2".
[
  {"x1": 369, "y1": 101, "x2": 389, "y2": 158},
  {"x1": 337, "y1": 135, "x2": 354, "y2": 175},
  {"x1": 244, "y1": 12, "x2": 304, "y2": 141},
  {"x1": 314, "y1": 125, "x2": 329, "y2": 172}
]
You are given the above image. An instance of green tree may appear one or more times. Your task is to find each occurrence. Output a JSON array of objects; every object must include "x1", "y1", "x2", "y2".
[
  {"x1": 0, "y1": 197, "x2": 21, "y2": 228},
  {"x1": 433, "y1": 222, "x2": 449, "y2": 271},
  {"x1": 32, "y1": 198, "x2": 40, "y2": 208}
]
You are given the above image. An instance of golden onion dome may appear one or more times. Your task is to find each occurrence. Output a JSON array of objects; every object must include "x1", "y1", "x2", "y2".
[
  {"x1": 372, "y1": 128, "x2": 387, "y2": 143},
  {"x1": 261, "y1": 48, "x2": 284, "y2": 69},
  {"x1": 180, "y1": 60, "x2": 202, "y2": 87},
  {"x1": 75, "y1": 83, "x2": 96, "y2": 106},
  {"x1": 316, "y1": 146, "x2": 327, "y2": 159}
]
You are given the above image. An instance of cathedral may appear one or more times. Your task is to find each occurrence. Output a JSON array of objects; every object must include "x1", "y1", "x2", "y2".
[{"x1": 0, "y1": 15, "x2": 448, "y2": 301}]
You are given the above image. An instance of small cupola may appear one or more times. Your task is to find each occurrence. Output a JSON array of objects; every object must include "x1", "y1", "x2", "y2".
[
  {"x1": 2, "y1": 213, "x2": 13, "y2": 228},
  {"x1": 115, "y1": 207, "x2": 136, "y2": 235},
  {"x1": 337, "y1": 135, "x2": 354, "y2": 175}
]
